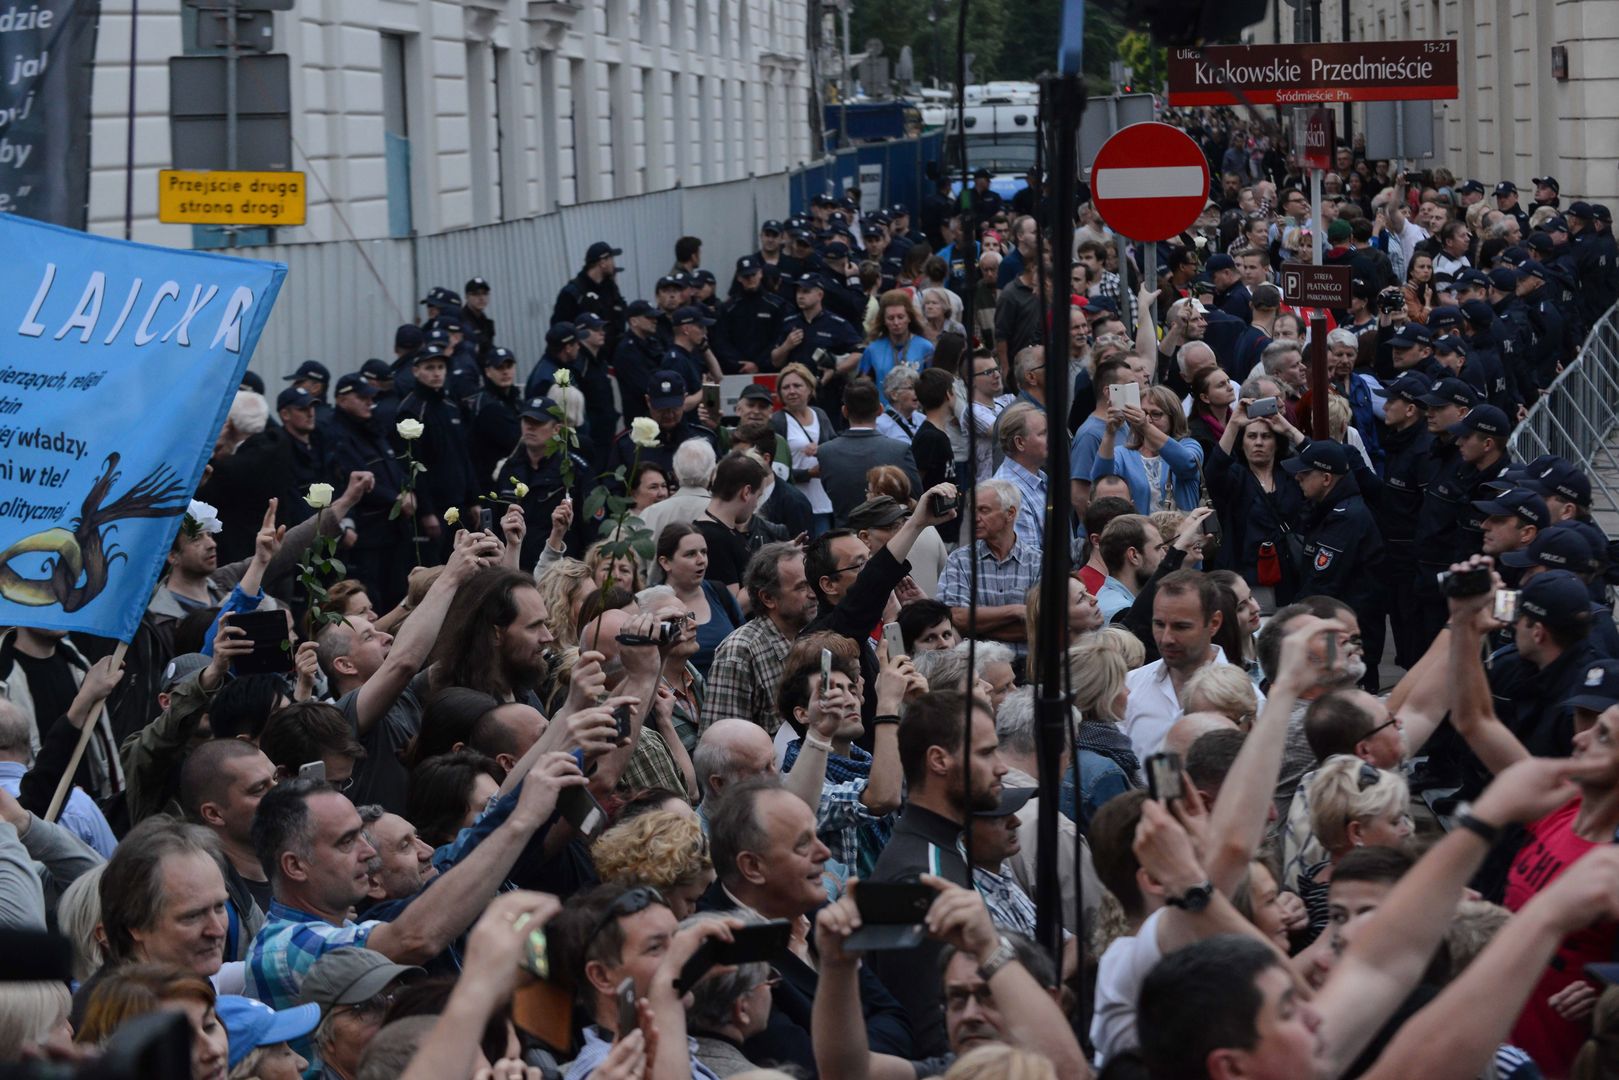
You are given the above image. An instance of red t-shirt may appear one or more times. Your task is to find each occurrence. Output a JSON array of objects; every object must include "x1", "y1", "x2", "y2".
[
  {"x1": 1078, "y1": 564, "x2": 1106, "y2": 598},
  {"x1": 1503, "y1": 797, "x2": 1617, "y2": 1076}
]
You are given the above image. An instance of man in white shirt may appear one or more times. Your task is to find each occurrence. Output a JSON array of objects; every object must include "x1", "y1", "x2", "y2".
[
  {"x1": 1432, "y1": 221, "x2": 1474, "y2": 278},
  {"x1": 1123, "y1": 570, "x2": 1257, "y2": 761}
]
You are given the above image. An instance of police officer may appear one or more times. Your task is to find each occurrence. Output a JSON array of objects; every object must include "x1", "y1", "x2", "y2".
[
  {"x1": 1431, "y1": 333, "x2": 1490, "y2": 403},
  {"x1": 1470, "y1": 487, "x2": 1548, "y2": 570},
  {"x1": 962, "y1": 167, "x2": 1006, "y2": 224},
  {"x1": 614, "y1": 299, "x2": 665, "y2": 426},
  {"x1": 1446, "y1": 403, "x2": 1517, "y2": 558},
  {"x1": 1531, "y1": 176, "x2": 1561, "y2": 211},
  {"x1": 1364, "y1": 372, "x2": 1435, "y2": 667},
  {"x1": 552, "y1": 241, "x2": 628, "y2": 356},
  {"x1": 465, "y1": 346, "x2": 523, "y2": 486},
  {"x1": 394, "y1": 347, "x2": 478, "y2": 562},
  {"x1": 691, "y1": 269, "x2": 720, "y2": 316},
  {"x1": 459, "y1": 276, "x2": 495, "y2": 361},
  {"x1": 1493, "y1": 181, "x2": 1532, "y2": 234},
  {"x1": 327, "y1": 372, "x2": 412, "y2": 608},
  {"x1": 1284, "y1": 439, "x2": 1386, "y2": 690},
  {"x1": 713, "y1": 255, "x2": 787, "y2": 374},
  {"x1": 652, "y1": 275, "x2": 687, "y2": 346},
  {"x1": 1521, "y1": 456, "x2": 1594, "y2": 526},
  {"x1": 436, "y1": 316, "x2": 483, "y2": 400},
  {"x1": 663, "y1": 307, "x2": 723, "y2": 402},
  {"x1": 573, "y1": 311, "x2": 618, "y2": 474},
  {"x1": 272, "y1": 386, "x2": 331, "y2": 525},
  {"x1": 861, "y1": 222, "x2": 900, "y2": 290},
  {"x1": 496, "y1": 396, "x2": 591, "y2": 567},
  {"x1": 817, "y1": 242, "x2": 866, "y2": 324},
  {"x1": 283, "y1": 360, "x2": 335, "y2": 433},
  {"x1": 1515, "y1": 262, "x2": 1567, "y2": 392},
  {"x1": 771, "y1": 272, "x2": 864, "y2": 420},
  {"x1": 1567, "y1": 202, "x2": 1619, "y2": 328},
  {"x1": 1385, "y1": 322, "x2": 1444, "y2": 379},
  {"x1": 889, "y1": 202, "x2": 924, "y2": 250},
  {"x1": 419, "y1": 286, "x2": 462, "y2": 332},
  {"x1": 754, "y1": 219, "x2": 791, "y2": 293},
  {"x1": 1410, "y1": 378, "x2": 1485, "y2": 647},
  {"x1": 605, "y1": 370, "x2": 724, "y2": 484},
  {"x1": 1486, "y1": 268, "x2": 1539, "y2": 406},
  {"x1": 526, "y1": 322, "x2": 582, "y2": 399},
  {"x1": 362, "y1": 357, "x2": 401, "y2": 433},
  {"x1": 1502, "y1": 525, "x2": 1619, "y2": 657},
  {"x1": 1485, "y1": 569, "x2": 1597, "y2": 759}
]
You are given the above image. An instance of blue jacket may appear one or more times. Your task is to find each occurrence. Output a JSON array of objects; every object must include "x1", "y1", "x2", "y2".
[{"x1": 1092, "y1": 436, "x2": 1204, "y2": 514}]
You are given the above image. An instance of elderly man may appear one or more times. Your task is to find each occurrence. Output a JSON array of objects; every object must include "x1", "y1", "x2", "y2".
[
  {"x1": 990, "y1": 403, "x2": 1051, "y2": 550},
  {"x1": 299, "y1": 948, "x2": 422, "y2": 1080},
  {"x1": 938, "y1": 479, "x2": 1042, "y2": 651},
  {"x1": 704, "y1": 779, "x2": 914, "y2": 1072}
]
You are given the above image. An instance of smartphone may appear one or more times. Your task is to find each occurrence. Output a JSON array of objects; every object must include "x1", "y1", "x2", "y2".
[
  {"x1": 615, "y1": 977, "x2": 639, "y2": 1038},
  {"x1": 298, "y1": 760, "x2": 326, "y2": 782},
  {"x1": 229, "y1": 609, "x2": 295, "y2": 675},
  {"x1": 1145, "y1": 751, "x2": 1184, "y2": 803},
  {"x1": 820, "y1": 648, "x2": 833, "y2": 695},
  {"x1": 1493, "y1": 589, "x2": 1521, "y2": 623},
  {"x1": 612, "y1": 701, "x2": 634, "y2": 745},
  {"x1": 558, "y1": 785, "x2": 608, "y2": 841},
  {"x1": 844, "y1": 881, "x2": 938, "y2": 950},
  {"x1": 1108, "y1": 382, "x2": 1141, "y2": 410},
  {"x1": 703, "y1": 383, "x2": 722, "y2": 415},
  {"x1": 882, "y1": 621, "x2": 907, "y2": 658},
  {"x1": 1246, "y1": 396, "x2": 1281, "y2": 419},
  {"x1": 1324, "y1": 631, "x2": 1337, "y2": 670},
  {"x1": 675, "y1": 919, "x2": 793, "y2": 992},
  {"x1": 478, "y1": 506, "x2": 494, "y2": 532}
]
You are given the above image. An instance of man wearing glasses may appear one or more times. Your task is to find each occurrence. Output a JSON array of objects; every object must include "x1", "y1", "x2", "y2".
[{"x1": 299, "y1": 947, "x2": 422, "y2": 1080}]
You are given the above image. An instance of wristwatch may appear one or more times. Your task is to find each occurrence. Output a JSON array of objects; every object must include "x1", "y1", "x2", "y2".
[
  {"x1": 976, "y1": 935, "x2": 1019, "y2": 984},
  {"x1": 1165, "y1": 880, "x2": 1214, "y2": 912},
  {"x1": 1453, "y1": 802, "x2": 1502, "y2": 844}
]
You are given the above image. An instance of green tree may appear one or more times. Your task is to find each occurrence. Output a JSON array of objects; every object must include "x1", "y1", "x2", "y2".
[{"x1": 1117, "y1": 30, "x2": 1168, "y2": 92}]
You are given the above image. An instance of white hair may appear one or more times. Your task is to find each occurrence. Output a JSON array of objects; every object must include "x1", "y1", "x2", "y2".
[
  {"x1": 883, "y1": 364, "x2": 920, "y2": 399},
  {"x1": 996, "y1": 686, "x2": 1038, "y2": 755},
  {"x1": 228, "y1": 390, "x2": 269, "y2": 436},
  {"x1": 1325, "y1": 328, "x2": 1359, "y2": 351},
  {"x1": 554, "y1": 385, "x2": 586, "y2": 426},
  {"x1": 978, "y1": 478, "x2": 1021, "y2": 515},
  {"x1": 972, "y1": 640, "x2": 1014, "y2": 676},
  {"x1": 914, "y1": 642, "x2": 973, "y2": 692},
  {"x1": 673, "y1": 437, "x2": 718, "y2": 489},
  {"x1": 636, "y1": 584, "x2": 679, "y2": 610},
  {"x1": 1177, "y1": 341, "x2": 1216, "y2": 377}
]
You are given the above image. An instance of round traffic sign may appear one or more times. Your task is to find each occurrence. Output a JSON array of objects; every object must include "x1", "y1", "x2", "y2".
[{"x1": 1090, "y1": 122, "x2": 1211, "y2": 243}]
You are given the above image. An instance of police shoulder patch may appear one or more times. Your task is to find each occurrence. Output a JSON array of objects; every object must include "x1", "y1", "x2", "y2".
[{"x1": 1314, "y1": 547, "x2": 1338, "y2": 571}]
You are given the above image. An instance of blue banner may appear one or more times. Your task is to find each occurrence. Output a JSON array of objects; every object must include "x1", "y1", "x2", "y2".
[{"x1": 0, "y1": 215, "x2": 286, "y2": 641}]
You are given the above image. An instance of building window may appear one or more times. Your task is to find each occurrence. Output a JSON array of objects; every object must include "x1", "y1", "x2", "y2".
[{"x1": 381, "y1": 32, "x2": 414, "y2": 237}]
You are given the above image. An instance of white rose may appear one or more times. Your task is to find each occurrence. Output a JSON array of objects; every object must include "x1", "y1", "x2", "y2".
[
  {"x1": 443, "y1": 507, "x2": 460, "y2": 525},
  {"x1": 554, "y1": 369, "x2": 571, "y2": 388},
  {"x1": 304, "y1": 483, "x2": 334, "y2": 510},
  {"x1": 513, "y1": 481, "x2": 530, "y2": 499},
  {"x1": 630, "y1": 417, "x2": 661, "y2": 448},
  {"x1": 396, "y1": 418, "x2": 425, "y2": 441},
  {"x1": 186, "y1": 499, "x2": 223, "y2": 535}
]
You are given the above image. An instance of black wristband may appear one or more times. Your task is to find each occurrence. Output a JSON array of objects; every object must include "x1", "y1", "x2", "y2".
[
  {"x1": 1457, "y1": 811, "x2": 1501, "y2": 845},
  {"x1": 872, "y1": 714, "x2": 901, "y2": 726}
]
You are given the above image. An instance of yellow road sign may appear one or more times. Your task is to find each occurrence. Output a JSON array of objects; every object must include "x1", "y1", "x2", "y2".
[{"x1": 158, "y1": 170, "x2": 307, "y2": 226}]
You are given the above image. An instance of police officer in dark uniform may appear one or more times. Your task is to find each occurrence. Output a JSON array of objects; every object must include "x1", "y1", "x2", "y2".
[
  {"x1": 526, "y1": 322, "x2": 582, "y2": 399},
  {"x1": 614, "y1": 299, "x2": 664, "y2": 427},
  {"x1": 572, "y1": 311, "x2": 619, "y2": 474},
  {"x1": 890, "y1": 202, "x2": 924, "y2": 250},
  {"x1": 754, "y1": 220, "x2": 790, "y2": 294},
  {"x1": 1515, "y1": 261, "x2": 1567, "y2": 392},
  {"x1": 1493, "y1": 181, "x2": 1532, "y2": 235},
  {"x1": 1567, "y1": 202, "x2": 1617, "y2": 328},
  {"x1": 1457, "y1": 297, "x2": 1521, "y2": 412},
  {"x1": 1485, "y1": 569, "x2": 1597, "y2": 759},
  {"x1": 552, "y1": 241, "x2": 628, "y2": 357},
  {"x1": 817, "y1": 242, "x2": 866, "y2": 324},
  {"x1": 394, "y1": 348, "x2": 479, "y2": 562},
  {"x1": 691, "y1": 269, "x2": 720, "y2": 316},
  {"x1": 1487, "y1": 266, "x2": 1540, "y2": 405},
  {"x1": 420, "y1": 287, "x2": 462, "y2": 333},
  {"x1": 436, "y1": 316, "x2": 484, "y2": 400},
  {"x1": 604, "y1": 370, "x2": 724, "y2": 486},
  {"x1": 860, "y1": 223, "x2": 900, "y2": 291},
  {"x1": 1445, "y1": 403, "x2": 1517, "y2": 560},
  {"x1": 663, "y1": 307, "x2": 721, "y2": 400},
  {"x1": 1386, "y1": 322, "x2": 1445, "y2": 380},
  {"x1": 496, "y1": 396, "x2": 592, "y2": 567},
  {"x1": 283, "y1": 360, "x2": 335, "y2": 434},
  {"x1": 780, "y1": 230, "x2": 822, "y2": 297},
  {"x1": 459, "y1": 277, "x2": 495, "y2": 362},
  {"x1": 1431, "y1": 333, "x2": 1491, "y2": 403},
  {"x1": 1502, "y1": 526, "x2": 1619, "y2": 658},
  {"x1": 713, "y1": 255, "x2": 788, "y2": 373},
  {"x1": 652, "y1": 276, "x2": 687, "y2": 346},
  {"x1": 272, "y1": 385, "x2": 332, "y2": 523},
  {"x1": 1410, "y1": 378, "x2": 1484, "y2": 647},
  {"x1": 962, "y1": 167, "x2": 1005, "y2": 224},
  {"x1": 327, "y1": 372, "x2": 413, "y2": 608},
  {"x1": 1284, "y1": 439, "x2": 1386, "y2": 690},
  {"x1": 1363, "y1": 372, "x2": 1435, "y2": 667},
  {"x1": 770, "y1": 273, "x2": 864, "y2": 421},
  {"x1": 465, "y1": 346, "x2": 523, "y2": 486}
]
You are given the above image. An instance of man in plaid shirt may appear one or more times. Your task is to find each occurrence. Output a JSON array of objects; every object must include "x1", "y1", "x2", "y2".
[
  {"x1": 703, "y1": 542, "x2": 819, "y2": 735},
  {"x1": 938, "y1": 479, "x2": 1043, "y2": 658}
]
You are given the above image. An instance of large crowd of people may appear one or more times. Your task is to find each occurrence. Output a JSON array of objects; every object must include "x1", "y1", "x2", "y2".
[{"x1": 5, "y1": 105, "x2": 1619, "y2": 1080}]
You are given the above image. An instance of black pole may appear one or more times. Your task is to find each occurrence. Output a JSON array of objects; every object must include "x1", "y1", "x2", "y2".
[
  {"x1": 1033, "y1": 71, "x2": 1083, "y2": 957},
  {"x1": 955, "y1": 0, "x2": 978, "y2": 886},
  {"x1": 123, "y1": 0, "x2": 139, "y2": 240}
]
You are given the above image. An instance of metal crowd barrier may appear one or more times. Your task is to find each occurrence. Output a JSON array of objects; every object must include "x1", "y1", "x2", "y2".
[{"x1": 1508, "y1": 303, "x2": 1619, "y2": 518}]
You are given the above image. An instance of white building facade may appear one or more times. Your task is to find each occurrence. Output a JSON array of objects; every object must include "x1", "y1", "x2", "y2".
[
  {"x1": 1250, "y1": 0, "x2": 1616, "y2": 204},
  {"x1": 86, "y1": 0, "x2": 815, "y2": 246}
]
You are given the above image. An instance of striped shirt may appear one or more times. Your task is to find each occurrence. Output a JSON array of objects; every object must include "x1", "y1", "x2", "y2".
[
  {"x1": 938, "y1": 539, "x2": 1043, "y2": 656},
  {"x1": 247, "y1": 900, "x2": 378, "y2": 1011},
  {"x1": 991, "y1": 456, "x2": 1049, "y2": 551}
]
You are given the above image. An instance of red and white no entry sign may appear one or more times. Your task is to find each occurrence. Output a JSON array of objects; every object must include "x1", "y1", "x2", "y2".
[{"x1": 1090, "y1": 122, "x2": 1211, "y2": 243}]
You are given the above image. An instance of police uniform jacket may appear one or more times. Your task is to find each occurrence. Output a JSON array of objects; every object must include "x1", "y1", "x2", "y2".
[
  {"x1": 1572, "y1": 229, "x2": 1618, "y2": 327},
  {"x1": 1359, "y1": 422, "x2": 1433, "y2": 544},
  {"x1": 605, "y1": 420, "x2": 724, "y2": 489},
  {"x1": 465, "y1": 380, "x2": 523, "y2": 486},
  {"x1": 526, "y1": 352, "x2": 582, "y2": 399},
  {"x1": 327, "y1": 407, "x2": 410, "y2": 547},
  {"x1": 1298, "y1": 471, "x2": 1385, "y2": 619},
  {"x1": 551, "y1": 272, "x2": 627, "y2": 347},
  {"x1": 774, "y1": 309, "x2": 863, "y2": 370},
  {"x1": 661, "y1": 343, "x2": 704, "y2": 397},
  {"x1": 1522, "y1": 285, "x2": 1567, "y2": 391},
  {"x1": 713, "y1": 289, "x2": 788, "y2": 372},
  {"x1": 495, "y1": 445, "x2": 591, "y2": 567},
  {"x1": 394, "y1": 384, "x2": 478, "y2": 519},
  {"x1": 1415, "y1": 446, "x2": 1512, "y2": 566},
  {"x1": 613, "y1": 331, "x2": 664, "y2": 425},
  {"x1": 1490, "y1": 297, "x2": 1539, "y2": 406},
  {"x1": 459, "y1": 303, "x2": 495, "y2": 360}
]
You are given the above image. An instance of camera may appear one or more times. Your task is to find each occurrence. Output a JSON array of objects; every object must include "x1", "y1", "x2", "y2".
[
  {"x1": 1378, "y1": 286, "x2": 1406, "y2": 313},
  {"x1": 1438, "y1": 566, "x2": 1493, "y2": 599},
  {"x1": 930, "y1": 491, "x2": 959, "y2": 516}
]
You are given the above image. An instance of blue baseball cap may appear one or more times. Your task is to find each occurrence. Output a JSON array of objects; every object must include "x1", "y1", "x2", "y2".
[
  {"x1": 796, "y1": 272, "x2": 828, "y2": 291},
  {"x1": 760, "y1": 219, "x2": 784, "y2": 234},
  {"x1": 736, "y1": 255, "x2": 763, "y2": 275},
  {"x1": 545, "y1": 321, "x2": 579, "y2": 346},
  {"x1": 1427, "y1": 305, "x2": 1466, "y2": 332},
  {"x1": 1383, "y1": 371, "x2": 1433, "y2": 404},
  {"x1": 1488, "y1": 267, "x2": 1523, "y2": 291},
  {"x1": 1447, "y1": 403, "x2": 1511, "y2": 438},
  {"x1": 519, "y1": 396, "x2": 559, "y2": 422},
  {"x1": 1519, "y1": 569, "x2": 1593, "y2": 630},
  {"x1": 216, "y1": 996, "x2": 321, "y2": 1070},
  {"x1": 1389, "y1": 323, "x2": 1433, "y2": 348},
  {"x1": 671, "y1": 305, "x2": 715, "y2": 328},
  {"x1": 574, "y1": 312, "x2": 607, "y2": 331},
  {"x1": 648, "y1": 370, "x2": 687, "y2": 410},
  {"x1": 1565, "y1": 660, "x2": 1619, "y2": 713},
  {"x1": 1433, "y1": 333, "x2": 1468, "y2": 356},
  {"x1": 1522, "y1": 458, "x2": 1593, "y2": 507},
  {"x1": 1471, "y1": 487, "x2": 1548, "y2": 528},
  {"x1": 283, "y1": 360, "x2": 330, "y2": 383},
  {"x1": 626, "y1": 299, "x2": 657, "y2": 318},
  {"x1": 276, "y1": 386, "x2": 315, "y2": 410},
  {"x1": 482, "y1": 346, "x2": 518, "y2": 369},
  {"x1": 1281, "y1": 439, "x2": 1351, "y2": 476},
  {"x1": 1418, "y1": 377, "x2": 1480, "y2": 408},
  {"x1": 1455, "y1": 269, "x2": 1492, "y2": 290},
  {"x1": 1500, "y1": 524, "x2": 1592, "y2": 571},
  {"x1": 334, "y1": 373, "x2": 377, "y2": 398}
]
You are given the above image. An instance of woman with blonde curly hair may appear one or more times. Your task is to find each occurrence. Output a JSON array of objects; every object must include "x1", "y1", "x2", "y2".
[
  {"x1": 534, "y1": 556, "x2": 595, "y2": 649},
  {"x1": 591, "y1": 808, "x2": 715, "y2": 918},
  {"x1": 1181, "y1": 662, "x2": 1260, "y2": 731},
  {"x1": 1296, "y1": 756, "x2": 1412, "y2": 938},
  {"x1": 943, "y1": 1044, "x2": 1057, "y2": 1080}
]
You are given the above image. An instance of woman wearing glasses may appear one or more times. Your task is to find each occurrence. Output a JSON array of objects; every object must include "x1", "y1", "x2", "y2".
[{"x1": 1294, "y1": 757, "x2": 1413, "y2": 942}]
